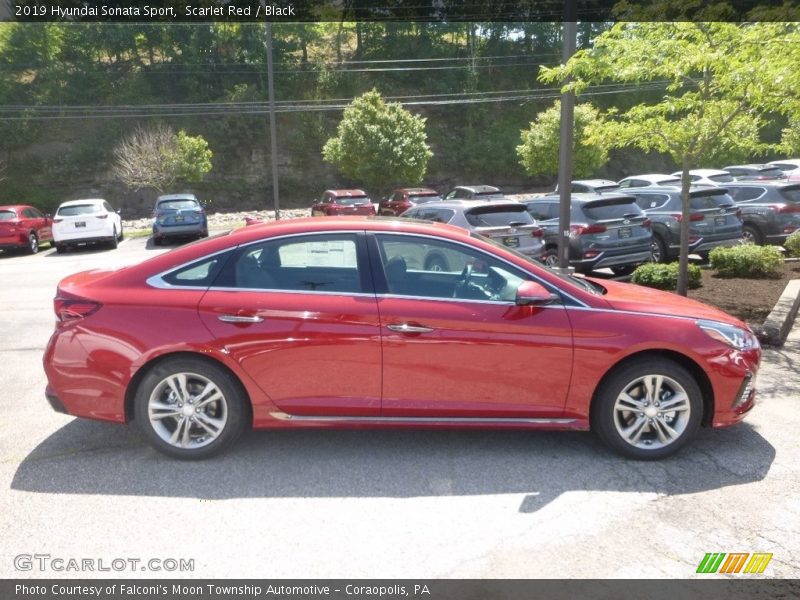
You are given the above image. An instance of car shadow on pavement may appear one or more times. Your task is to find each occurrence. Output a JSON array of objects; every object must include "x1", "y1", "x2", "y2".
[{"x1": 11, "y1": 419, "x2": 775, "y2": 512}]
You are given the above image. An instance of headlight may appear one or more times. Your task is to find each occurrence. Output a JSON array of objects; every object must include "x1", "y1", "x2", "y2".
[{"x1": 697, "y1": 319, "x2": 759, "y2": 351}]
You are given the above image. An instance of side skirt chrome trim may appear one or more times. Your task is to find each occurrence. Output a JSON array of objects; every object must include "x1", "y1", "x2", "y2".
[{"x1": 269, "y1": 411, "x2": 575, "y2": 425}]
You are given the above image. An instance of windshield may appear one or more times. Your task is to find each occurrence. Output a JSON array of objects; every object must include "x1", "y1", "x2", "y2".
[
  {"x1": 470, "y1": 231, "x2": 606, "y2": 295},
  {"x1": 465, "y1": 205, "x2": 533, "y2": 227},
  {"x1": 158, "y1": 199, "x2": 201, "y2": 211},
  {"x1": 57, "y1": 204, "x2": 100, "y2": 216},
  {"x1": 335, "y1": 196, "x2": 370, "y2": 205},
  {"x1": 0, "y1": 210, "x2": 16, "y2": 221}
]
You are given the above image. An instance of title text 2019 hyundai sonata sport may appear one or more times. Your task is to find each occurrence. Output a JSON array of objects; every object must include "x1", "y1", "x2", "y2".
[{"x1": 43, "y1": 217, "x2": 760, "y2": 460}]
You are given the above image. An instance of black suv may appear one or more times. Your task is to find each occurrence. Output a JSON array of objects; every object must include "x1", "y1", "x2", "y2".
[
  {"x1": 723, "y1": 182, "x2": 800, "y2": 245},
  {"x1": 626, "y1": 186, "x2": 743, "y2": 262},
  {"x1": 523, "y1": 193, "x2": 652, "y2": 274}
]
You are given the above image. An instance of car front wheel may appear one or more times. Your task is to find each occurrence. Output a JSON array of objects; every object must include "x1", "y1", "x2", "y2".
[
  {"x1": 134, "y1": 358, "x2": 249, "y2": 459},
  {"x1": 591, "y1": 358, "x2": 702, "y2": 460}
]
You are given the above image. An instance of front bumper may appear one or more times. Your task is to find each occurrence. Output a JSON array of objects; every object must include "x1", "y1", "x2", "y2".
[
  {"x1": 708, "y1": 348, "x2": 761, "y2": 428},
  {"x1": 45, "y1": 385, "x2": 69, "y2": 415}
]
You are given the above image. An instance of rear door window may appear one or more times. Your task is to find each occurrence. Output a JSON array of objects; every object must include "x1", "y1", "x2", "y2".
[{"x1": 0, "y1": 210, "x2": 16, "y2": 221}]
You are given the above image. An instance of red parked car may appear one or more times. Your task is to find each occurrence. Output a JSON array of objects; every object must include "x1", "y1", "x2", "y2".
[
  {"x1": 310, "y1": 189, "x2": 376, "y2": 216},
  {"x1": 379, "y1": 187, "x2": 442, "y2": 216},
  {"x1": 0, "y1": 204, "x2": 53, "y2": 254},
  {"x1": 44, "y1": 217, "x2": 760, "y2": 460}
]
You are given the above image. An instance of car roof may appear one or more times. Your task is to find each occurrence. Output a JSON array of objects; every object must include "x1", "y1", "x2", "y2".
[
  {"x1": 59, "y1": 199, "x2": 106, "y2": 206},
  {"x1": 724, "y1": 164, "x2": 778, "y2": 170},
  {"x1": 0, "y1": 204, "x2": 34, "y2": 212},
  {"x1": 393, "y1": 187, "x2": 439, "y2": 194},
  {"x1": 723, "y1": 181, "x2": 800, "y2": 189},
  {"x1": 157, "y1": 194, "x2": 198, "y2": 201},
  {"x1": 572, "y1": 179, "x2": 618, "y2": 186},
  {"x1": 325, "y1": 189, "x2": 368, "y2": 196},
  {"x1": 630, "y1": 185, "x2": 732, "y2": 196},
  {"x1": 620, "y1": 174, "x2": 677, "y2": 182},
  {"x1": 412, "y1": 199, "x2": 523, "y2": 210},
  {"x1": 452, "y1": 185, "x2": 501, "y2": 192},
  {"x1": 528, "y1": 193, "x2": 637, "y2": 204},
  {"x1": 768, "y1": 159, "x2": 800, "y2": 167},
  {"x1": 671, "y1": 169, "x2": 730, "y2": 177}
]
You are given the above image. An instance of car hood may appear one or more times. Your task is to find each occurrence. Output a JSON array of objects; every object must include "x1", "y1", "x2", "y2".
[{"x1": 591, "y1": 278, "x2": 747, "y2": 328}]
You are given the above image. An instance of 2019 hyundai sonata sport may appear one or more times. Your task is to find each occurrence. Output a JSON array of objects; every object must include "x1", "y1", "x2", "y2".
[{"x1": 43, "y1": 217, "x2": 760, "y2": 460}]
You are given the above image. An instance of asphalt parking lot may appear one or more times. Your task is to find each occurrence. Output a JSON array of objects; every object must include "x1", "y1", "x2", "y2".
[{"x1": 0, "y1": 236, "x2": 798, "y2": 579}]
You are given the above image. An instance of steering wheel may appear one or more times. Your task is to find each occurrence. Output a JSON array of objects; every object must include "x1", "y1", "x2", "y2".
[{"x1": 452, "y1": 263, "x2": 474, "y2": 298}]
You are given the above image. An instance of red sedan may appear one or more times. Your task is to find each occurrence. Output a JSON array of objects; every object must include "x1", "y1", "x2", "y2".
[
  {"x1": 310, "y1": 189, "x2": 376, "y2": 216},
  {"x1": 43, "y1": 217, "x2": 760, "y2": 460},
  {"x1": 0, "y1": 204, "x2": 53, "y2": 254}
]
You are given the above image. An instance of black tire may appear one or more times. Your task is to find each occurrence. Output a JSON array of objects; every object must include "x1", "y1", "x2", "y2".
[
  {"x1": 109, "y1": 227, "x2": 118, "y2": 249},
  {"x1": 424, "y1": 254, "x2": 449, "y2": 272},
  {"x1": 541, "y1": 248, "x2": 559, "y2": 268},
  {"x1": 26, "y1": 232, "x2": 39, "y2": 255},
  {"x1": 118, "y1": 226, "x2": 124, "y2": 241},
  {"x1": 152, "y1": 236, "x2": 162, "y2": 246},
  {"x1": 133, "y1": 357, "x2": 250, "y2": 460},
  {"x1": 55, "y1": 244, "x2": 67, "y2": 254},
  {"x1": 742, "y1": 224, "x2": 764, "y2": 245},
  {"x1": 591, "y1": 358, "x2": 703, "y2": 460},
  {"x1": 650, "y1": 235, "x2": 667, "y2": 263},
  {"x1": 611, "y1": 265, "x2": 636, "y2": 276}
]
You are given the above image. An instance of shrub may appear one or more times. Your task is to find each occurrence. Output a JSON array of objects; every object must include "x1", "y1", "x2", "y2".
[
  {"x1": 631, "y1": 262, "x2": 702, "y2": 290},
  {"x1": 709, "y1": 244, "x2": 783, "y2": 278},
  {"x1": 784, "y1": 232, "x2": 800, "y2": 258}
]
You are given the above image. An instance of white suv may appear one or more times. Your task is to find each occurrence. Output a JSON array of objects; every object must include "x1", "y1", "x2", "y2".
[{"x1": 52, "y1": 199, "x2": 123, "y2": 253}]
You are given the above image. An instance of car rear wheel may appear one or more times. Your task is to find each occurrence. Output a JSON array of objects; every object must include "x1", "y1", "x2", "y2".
[
  {"x1": 611, "y1": 265, "x2": 636, "y2": 276},
  {"x1": 55, "y1": 244, "x2": 67, "y2": 254},
  {"x1": 134, "y1": 358, "x2": 249, "y2": 459},
  {"x1": 26, "y1": 232, "x2": 39, "y2": 254},
  {"x1": 650, "y1": 235, "x2": 667, "y2": 263},
  {"x1": 117, "y1": 226, "x2": 124, "y2": 241},
  {"x1": 109, "y1": 227, "x2": 118, "y2": 249},
  {"x1": 742, "y1": 224, "x2": 764, "y2": 245},
  {"x1": 591, "y1": 358, "x2": 702, "y2": 460}
]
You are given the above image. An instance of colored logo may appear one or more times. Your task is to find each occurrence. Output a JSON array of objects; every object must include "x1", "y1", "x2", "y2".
[{"x1": 696, "y1": 552, "x2": 773, "y2": 574}]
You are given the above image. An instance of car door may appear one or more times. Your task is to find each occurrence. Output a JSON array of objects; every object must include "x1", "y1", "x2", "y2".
[
  {"x1": 26, "y1": 207, "x2": 52, "y2": 241},
  {"x1": 198, "y1": 232, "x2": 382, "y2": 416},
  {"x1": 369, "y1": 232, "x2": 574, "y2": 418}
]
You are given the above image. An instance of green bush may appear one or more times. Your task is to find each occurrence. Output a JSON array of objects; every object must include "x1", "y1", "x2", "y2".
[
  {"x1": 631, "y1": 262, "x2": 702, "y2": 290},
  {"x1": 709, "y1": 244, "x2": 783, "y2": 278},
  {"x1": 784, "y1": 232, "x2": 800, "y2": 258}
]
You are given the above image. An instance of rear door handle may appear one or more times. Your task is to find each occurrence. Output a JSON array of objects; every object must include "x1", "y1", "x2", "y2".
[
  {"x1": 218, "y1": 314, "x2": 264, "y2": 324},
  {"x1": 387, "y1": 323, "x2": 434, "y2": 334}
]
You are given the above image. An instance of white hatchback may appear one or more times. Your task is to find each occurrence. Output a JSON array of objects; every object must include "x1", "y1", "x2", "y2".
[{"x1": 52, "y1": 199, "x2": 123, "y2": 253}]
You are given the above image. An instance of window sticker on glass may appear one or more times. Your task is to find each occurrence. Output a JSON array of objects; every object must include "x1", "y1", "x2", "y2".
[{"x1": 279, "y1": 240, "x2": 357, "y2": 268}]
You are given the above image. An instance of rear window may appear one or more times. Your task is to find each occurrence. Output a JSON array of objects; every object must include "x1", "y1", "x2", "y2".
[
  {"x1": 581, "y1": 199, "x2": 644, "y2": 221},
  {"x1": 0, "y1": 209, "x2": 16, "y2": 221},
  {"x1": 335, "y1": 195, "x2": 370, "y2": 205},
  {"x1": 709, "y1": 173, "x2": 734, "y2": 183},
  {"x1": 409, "y1": 193, "x2": 442, "y2": 202},
  {"x1": 760, "y1": 168, "x2": 784, "y2": 178},
  {"x1": 465, "y1": 205, "x2": 533, "y2": 227},
  {"x1": 690, "y1": 193, "x2": 733, "y2": 209},
  {"x1": 158, "y1": 199, "x2": 200, "y2": 210},
  {"x1": 658, "y1": 178, "x2": 681, "y2": 186},
  {"x1": 474, "y1": 190, "x2": 503, "y2": 198},
  {"x1": 57, "y1": 204, "x2": 100, "y2": 216}
]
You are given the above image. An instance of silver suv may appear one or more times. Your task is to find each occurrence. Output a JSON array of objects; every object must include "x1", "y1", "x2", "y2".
[{"x1": 400, "y1": 200, "x2": 546, "y2": 265}]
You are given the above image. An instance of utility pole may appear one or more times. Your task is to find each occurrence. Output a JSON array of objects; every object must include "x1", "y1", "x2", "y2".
[
  {"x1": 265, "y1": 20, "x2": 281, "y2": 220},
  {"x1": 556, "y1": 2, "x2": 577, "y2": 274}
]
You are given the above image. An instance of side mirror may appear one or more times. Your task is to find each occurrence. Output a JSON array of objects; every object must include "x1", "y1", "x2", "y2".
[{"x1": 515, "y1": 281, "x2": 560, "y2": 306}]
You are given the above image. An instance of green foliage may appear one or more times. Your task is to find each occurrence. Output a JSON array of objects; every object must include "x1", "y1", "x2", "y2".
[
  {"x1": 516, "y1": 102, "x2": 608, "y2": 179},
  {"x1": 322, "y1": 89, "x2": 432, "y2": 191},
  {"x1": 784, "y1": 232, "x2": 800, "y2": 258},
  {"x1": 709, "y1": 245, "x2": 784, "y2": 278},
  {"x1": 631, "y1": 262, "x2": 702, "y2": 291},
  {"x1": 170, "y1": 131, "x2": 213, "y2": 184}
]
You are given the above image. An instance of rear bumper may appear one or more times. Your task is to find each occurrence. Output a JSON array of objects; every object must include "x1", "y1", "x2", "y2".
[
  {"x1": 692, "y1": 235, "x2": 743, "y2": 254},
  {"x1": 153, "y1": 222, "x2": 207, "y2": 237},
  {"x1": 573, "y1": 248, "x2": 652, "y2": 271}
]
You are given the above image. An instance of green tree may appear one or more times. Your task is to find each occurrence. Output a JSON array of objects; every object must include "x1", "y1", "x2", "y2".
[
  {"x1": 322, "y1": 89, "x2": 433, "y2": 191},
  {"x1": 517, "y1": 102, "x2": 608, "y2": 179},
  {"x1": 112, "y1": 124, "x2": 212, "y2": 191},
  {"x1": 541, "y1": 22, "x2": 800, "y2": 295}
]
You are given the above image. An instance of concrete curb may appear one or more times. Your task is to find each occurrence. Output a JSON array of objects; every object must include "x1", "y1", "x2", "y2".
[{"x1": 754, "y1": 279, "x2": 800, "y2": 347}]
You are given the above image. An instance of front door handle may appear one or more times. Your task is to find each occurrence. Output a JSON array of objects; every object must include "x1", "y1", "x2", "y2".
[
  {"x1": 218, "y1": 314, "x2": 264, "y2": 324},
  {"x1": 387, "y1": 323, "x2": 434, "y2": 334}
]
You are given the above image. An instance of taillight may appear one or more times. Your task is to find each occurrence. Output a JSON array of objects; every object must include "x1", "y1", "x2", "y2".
[
  {"x1": 775, "y1": 204, "x2": 800, "y2": 214},
  {"x1": 53, "y1": 218, "x2": 63, "y2": 223},
  {"x1": 643, "y1": 218, "x2": 652, "y2": 229},
  {"x1": 671, "y1": 213, "x2": 705, "y2": 222},
  {"x1": 96, "y1": 214, "x2": 109, "y2": 219},
  {"x1": 531, "y1": 227, "x2": 545, "y2": 238},
  {"x1": 54, "y1": 296, "x2": 101, "y2": 324},
  {"x1": 736, "y1": 208, "x2": 742, "y2": 219},
  {"x1": 570, "y1": 223, "x2": 607, "y2": 235}
]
